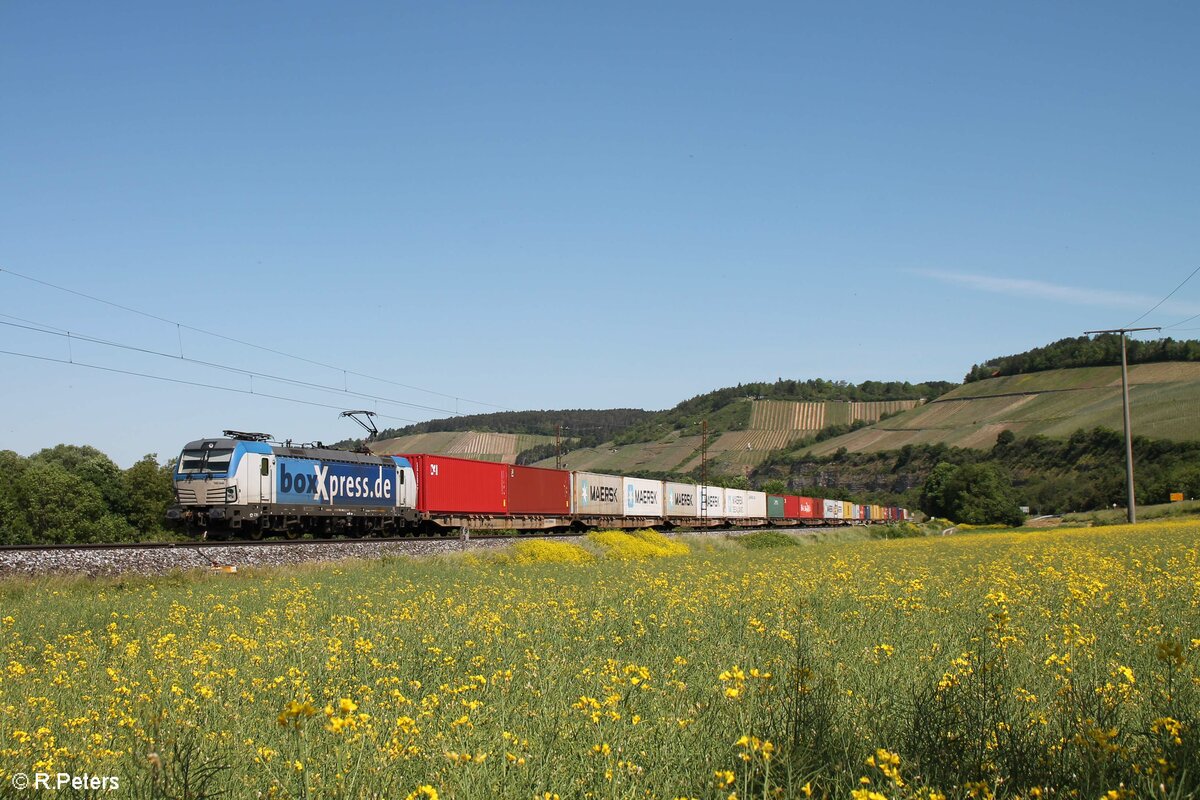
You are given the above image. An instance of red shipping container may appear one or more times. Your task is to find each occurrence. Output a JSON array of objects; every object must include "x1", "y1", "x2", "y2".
[
  {"x1": 507, "y1": 464, "x2": 571, "y2": 514},
  {"x1": 396, "y1": 454, "x2": 508, "y2": 514},
  {"x1": 796, "y1": 496, "x2": 820, "y2": 519},
  {"x1": 783, "y1": 495, "x2": 800, "y2": 519}
]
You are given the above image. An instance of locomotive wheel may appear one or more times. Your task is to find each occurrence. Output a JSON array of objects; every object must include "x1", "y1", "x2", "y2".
[{"x1": 246, "y1": 526, "x2": 265, "y2": 541}]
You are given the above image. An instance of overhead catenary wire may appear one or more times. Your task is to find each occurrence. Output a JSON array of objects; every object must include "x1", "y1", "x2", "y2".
[
  {"x1": 0, "y1": 348, "x2": 422, "y2": 424},
  {"x1": 0, "y1": 314, "x2": 461, "y2": 416},
  {"x1": 1125, "y1": 264, "x2": 1200, "y2": 328},
  {"x1": 1163, "y1": 301, "x2": 1200, "y2": 331},
  {"x1": 0, "y1": 266, "x2": 514, "y2": 412}
]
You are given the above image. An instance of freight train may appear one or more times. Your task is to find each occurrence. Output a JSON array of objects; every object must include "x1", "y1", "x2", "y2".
[{"x1": 166, "y1": 431, "x2": 910, "y2": 538}]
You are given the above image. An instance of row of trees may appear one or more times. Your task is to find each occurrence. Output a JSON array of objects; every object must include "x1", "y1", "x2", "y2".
[
  {"x1": 362, "y1": 409, "x2": 654, "y2": 449},
  {"x1": 0, "y1": 445, "x2": 174, "y2": 545},
  {"x1": 964, "y1": 335, "x2": 1200, "y2": 383}
]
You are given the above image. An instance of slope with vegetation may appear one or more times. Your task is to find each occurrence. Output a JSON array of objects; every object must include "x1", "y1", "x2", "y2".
[
  {"x1": 800, "y1": 361, "x2": 1200, "y2": 456},
  {"x1": 529, "y1": 379, "x2": 950, "y2": 475}
]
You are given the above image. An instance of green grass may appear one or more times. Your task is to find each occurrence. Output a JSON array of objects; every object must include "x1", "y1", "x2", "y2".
[
  {"x1": 734, "y1": 530, "x2": 800, "y2": 549},
  {"x1": 1057, "y1": 498, "x2": 1200, "y2": 527}
]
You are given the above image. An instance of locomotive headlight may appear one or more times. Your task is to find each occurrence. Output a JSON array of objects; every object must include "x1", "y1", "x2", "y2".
[{"x1": 226, "y1": 486, "x2": 238, "y2": 502}]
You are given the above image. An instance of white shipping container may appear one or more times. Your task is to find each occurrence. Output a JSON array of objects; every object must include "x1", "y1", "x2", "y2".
[
  {"x1": 746, "y1": 491, "x2": 767, "y2": 518},
  {"x1": 665, "y1": 482, "x2": 699, "y2": 518},
  {"x1": 698, "y1": 486, "x2": 724, "y2": 519},
  {"x1": 572, "y1": 472, "x2": 623, "y2": 516},
  {"x1": 724, "y1": 489, "x2": 748, "y2": 518},
  {"x1": 623, "y1": 477, "x2": 664, "y2": 517},
  {"x1": 823, "y1": 498, "x2": 843, "y2": 519}
]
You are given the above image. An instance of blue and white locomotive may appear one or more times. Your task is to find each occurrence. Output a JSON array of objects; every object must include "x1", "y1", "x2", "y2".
[{"x1": 167, "y1": 431, "x2": 417, "y2": 538}]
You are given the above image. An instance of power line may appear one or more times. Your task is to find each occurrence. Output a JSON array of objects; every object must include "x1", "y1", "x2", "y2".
[
  {"x1": 0, "y1": 348, "x2": 422, "y2": 423},
  {"x1": 1125, "y1": 264, "x2": 1200, "y2": 328},
  {"x1": 1162, "y1": 302, "x2": 1200, "y2": 331},
  {"x1": 0, "y1": 314, "x2": 462, "y2": 416},
  {"x1": 0, "y1": 266, "x2": 514, "y2": 412}
]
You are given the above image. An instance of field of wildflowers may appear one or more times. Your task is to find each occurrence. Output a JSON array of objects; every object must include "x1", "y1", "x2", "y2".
[{"x1": 0, "y1": 525, "x2": 1197, "y2": 799}]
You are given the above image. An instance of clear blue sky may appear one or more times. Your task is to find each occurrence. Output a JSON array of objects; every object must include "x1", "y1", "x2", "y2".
[{"x1": 2, "y1": 2, "x2": 1198, "y2": 466}]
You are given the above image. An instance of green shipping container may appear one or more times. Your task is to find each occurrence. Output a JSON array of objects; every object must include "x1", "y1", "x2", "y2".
[{"x1": 768, "y1": 495, "x2": 786, "y2": 518}]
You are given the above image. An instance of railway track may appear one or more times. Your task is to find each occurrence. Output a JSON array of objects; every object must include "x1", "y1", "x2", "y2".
[
  {"x1": 0, "y1": 532, "x2": 568, "y2": 578},
  {"x1": 0, "y1": 531, "x2": 567, "y2": 553}
]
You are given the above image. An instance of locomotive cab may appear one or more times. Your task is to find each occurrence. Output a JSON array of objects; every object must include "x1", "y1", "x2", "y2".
[{"x1": 168, "y1": 435, "x2": 274, "y2": 534}]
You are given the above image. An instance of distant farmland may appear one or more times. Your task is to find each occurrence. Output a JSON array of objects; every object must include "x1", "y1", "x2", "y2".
[
  {"x1": 541, "y1": 399, "x2": 922, "y2": 474},
  {"x1": 370, "y1": 431, "x2": 556, "y2": 463},
  {"x1": 805, "y1": 362, "x2": 1200, "y2": 455}
]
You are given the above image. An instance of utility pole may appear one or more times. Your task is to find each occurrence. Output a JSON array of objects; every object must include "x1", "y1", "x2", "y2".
[
  {"x1": 701, "y1": 419, "x2": 708, "y2": 526},
  {"x1": 555, "y1": 424, "x2": 562, "y2": 470},
  {"x1": 1082, "y1": 326, "x2": 1160, "y2": 523}
]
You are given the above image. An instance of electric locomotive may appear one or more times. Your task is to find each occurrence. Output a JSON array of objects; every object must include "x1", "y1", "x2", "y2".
[{"x1": 166, "y1": 431, "x2": 417, "y2": 538}]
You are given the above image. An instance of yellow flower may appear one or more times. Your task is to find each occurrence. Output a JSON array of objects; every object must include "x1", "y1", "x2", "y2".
[{"x1": 851, "y1": 790, "x2": 887, "y2": 800}]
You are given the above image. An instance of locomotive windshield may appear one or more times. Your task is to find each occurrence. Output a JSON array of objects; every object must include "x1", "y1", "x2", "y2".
[{"x1": 177, "y1": 448, "x2": 234, "y2": 475}]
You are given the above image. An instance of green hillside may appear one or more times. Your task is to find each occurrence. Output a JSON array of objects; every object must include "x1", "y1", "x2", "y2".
[
  {"x1": 369, "y1": 431, "x2": 557, "y2": 464},
  {"x1": 803, "y1": 362, "x2": 1200, "y2": 456},
  {"x1": 360, "y1": 378, "x2": 942, "y2": 476},
  {"x1": 532, "y1": 399, "x2": 924, "y2": 475}
]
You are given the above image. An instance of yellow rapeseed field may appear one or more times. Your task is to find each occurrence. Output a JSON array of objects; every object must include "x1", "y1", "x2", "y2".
[{"x1": 0, "y1": 524, "x2": 1197, "y2": 799}]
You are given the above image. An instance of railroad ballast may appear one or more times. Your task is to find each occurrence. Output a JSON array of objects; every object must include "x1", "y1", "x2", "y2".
[{"x1": 167, "y1": 432, "x2": 910, "y2": 538}]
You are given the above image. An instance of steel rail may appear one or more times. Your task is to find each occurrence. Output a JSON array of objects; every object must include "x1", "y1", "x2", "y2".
[{"x1": 0, "y1": 531, "x2": 581, "y2": 553}]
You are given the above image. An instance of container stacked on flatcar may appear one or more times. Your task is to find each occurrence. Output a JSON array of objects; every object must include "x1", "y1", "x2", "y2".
[
  {"x1": 508, "y1": 464, "x2": 571, "y2": 515},
  {"x1": 768, "y1": 495, "x2": 786, "y2": 519},
  {"x1": 665, "y1": 482, "x2": 699, "y2": 519},
  {"x1": 573, "y1": 471, "x2": 624, "y2": 523},
  {"x1": 401, "y1": 454, "x2": 507, "y2": 514},
  {"x1": 698, "y1": 485, "x2": 724, "y2": 525},
  {"x1": 623, "y1": 477, "x2": 664, "y2": 518}
]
